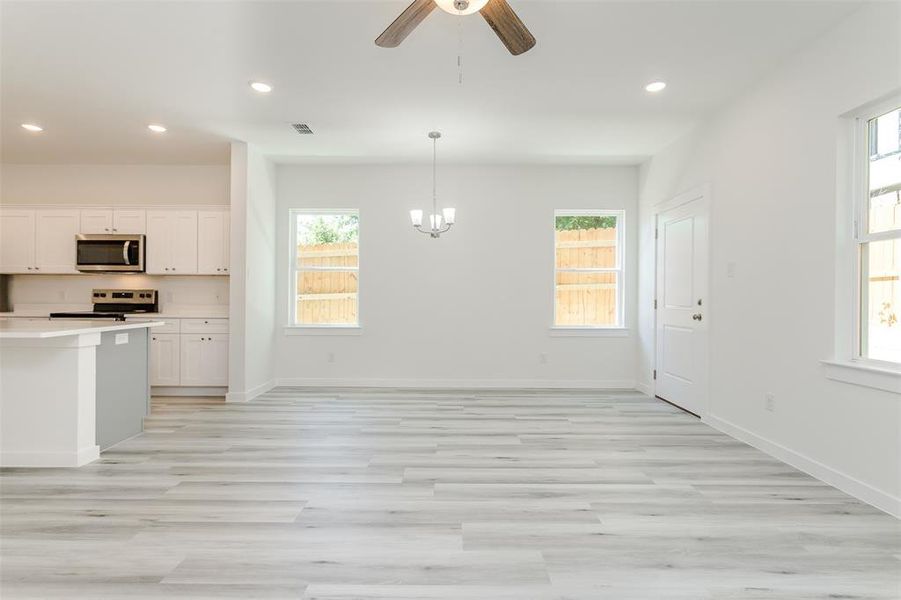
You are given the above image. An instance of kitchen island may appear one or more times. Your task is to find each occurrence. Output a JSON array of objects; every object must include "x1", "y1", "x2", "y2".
[{"x1": 0, "y1": 319, "x2": 162, "y2": 467}]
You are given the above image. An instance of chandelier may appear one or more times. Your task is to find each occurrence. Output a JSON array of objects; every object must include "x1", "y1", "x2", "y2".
[{"x1": 410, "y1": 131, "x2": 456, "y2": 238}]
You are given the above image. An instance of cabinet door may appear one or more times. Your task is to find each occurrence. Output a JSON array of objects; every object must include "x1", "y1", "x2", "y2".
[
  {"x1": 179, "y1": 334, "x2": 228, "y2": 386},
  {"x1": 197, "y1": 210, "x2": 229, "y2": 275},
  {"x1": 203, "y1": 334, "x2": 229, "y2": 386},
  {"x1": 170, "y1": 211, "x2": 198, "y2": 274},
  {"x1": 80, "y1": 209, "x2": 114, "y2": 234},
  {"x1": 0, "y1": 209, "x2": 36, "y2": 273},
  {"x1": 150, "y1": 333, "x2": 181, "y2": 386},
  {"x1": 145, "y1": 211, "x2": 173, "y2": 274},
  {"x1": 179, "y1": 335, "x2": 206, "y2": 386},
  {"x1": 113, "y1": 209, "x2": 146, "y2": 234},
  {"x1": 35, "y1": 209, "x2": 80, "y2": 274}
]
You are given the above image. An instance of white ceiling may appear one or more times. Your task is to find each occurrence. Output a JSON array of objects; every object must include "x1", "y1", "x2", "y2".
[{"x1": 1, "y1": 0, "x2": 862, "y2": 165}]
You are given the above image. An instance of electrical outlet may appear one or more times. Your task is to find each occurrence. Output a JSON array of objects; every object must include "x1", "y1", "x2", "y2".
[
  {"x1": 765, "y1": 393, "x2": 775, "y2": 412},
  {"x1": 327, "y1": 352, "x2": 336, "y2": 363},
  {"x1": 538, "y1": 353, "x2": 548, "y2": 364}
]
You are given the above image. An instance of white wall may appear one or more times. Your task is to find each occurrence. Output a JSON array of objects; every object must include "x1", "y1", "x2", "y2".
[
  {"x1": 637, "y1": 2, "x2": 900, "y2": 515},
  {"x1": 227, "y1": 142, "x2": 277, "y2": 401},
  {"x1": 275, "y1": 164, "x2": 638, "y2": 388},
  {"x1": 0, "y1": 164, "x2": 229, "y2": 205}
]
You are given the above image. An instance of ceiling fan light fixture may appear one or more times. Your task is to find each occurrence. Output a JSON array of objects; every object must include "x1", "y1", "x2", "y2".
[{"x1": 434, "y1": 0, "x2": 490, "y2": 16}]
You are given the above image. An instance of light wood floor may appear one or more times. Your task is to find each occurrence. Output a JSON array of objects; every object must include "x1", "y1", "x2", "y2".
[{"x1": 1, "y1": 389, "x2": 898, "y2": 599}]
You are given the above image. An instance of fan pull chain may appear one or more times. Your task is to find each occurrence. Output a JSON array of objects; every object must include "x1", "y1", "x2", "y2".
[{"x1": 457, "y1": 18, "x2": 464, "y2": 85}]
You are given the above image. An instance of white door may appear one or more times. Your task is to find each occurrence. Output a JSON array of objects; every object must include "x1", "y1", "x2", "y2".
[
  {"x1": 0, "y1": 209, "x2": 36, "y2": 273},
  {"x1": 113, "y1": 209, "x2": 146, "y2": 234},
  {"x1": 655, "y1": 194, "x2": 709, "y2": 416},
  {"x1": 145, "y1": 211, "x2": 173, "y2": 274},
  {"x1": 197, "y1": 210, "x2": 228, "y2": 274},
  {"x1": 35, "y1": 209, "x2": 80, "y2": 274},
  {"x1": 170, "y1": 211, "x2": 198, "y2": 275},
  {"x1": 150, "y1": 333, "x2": 181, "y2": 386},
  {"x1": 80, "y1": 209, "x2": 114, "y2": 234}
]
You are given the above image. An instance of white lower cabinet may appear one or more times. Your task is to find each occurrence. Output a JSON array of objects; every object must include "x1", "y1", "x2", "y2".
[
  {"x1": 180, "y1": 334, "x2": 229, "y2": 387},
  {"x1": 147, "y1": 319, "x2": 228, "y2": 389},
  {"x1": 150, "y1": 333, "x2": 181, "y2": 386}
]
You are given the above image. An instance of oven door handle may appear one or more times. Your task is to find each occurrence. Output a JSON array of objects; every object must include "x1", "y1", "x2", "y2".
[{"x1": 123, "y1": 241, "x2": 131, "y2": 265}]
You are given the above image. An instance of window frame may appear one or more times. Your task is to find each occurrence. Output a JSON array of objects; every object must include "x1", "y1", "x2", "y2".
[
  {"x1": 852, "y1": 101, "x2": 901, "y2": 369},
  {"x1": 552, "y1": 208, "x2": 626, "y2": 330},
  {"x1": 287, "y1": 208, "x2": 361, "y2": 330}
]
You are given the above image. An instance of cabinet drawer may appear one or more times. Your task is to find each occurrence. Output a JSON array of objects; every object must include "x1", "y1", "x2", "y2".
[
  {"x1": 129, "y1": 318, "x2": 180, "y2": 333},
  {"x1": 180, "y1": 318, "x2": 229, "y2": 334},
  {"x1": 151, "y1": 319, "x2": 181, "y2": 334}
]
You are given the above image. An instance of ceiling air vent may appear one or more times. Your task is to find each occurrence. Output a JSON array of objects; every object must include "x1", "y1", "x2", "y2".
[{"x1": 291, "y1": 123, "x2": 314, "y2": 135}]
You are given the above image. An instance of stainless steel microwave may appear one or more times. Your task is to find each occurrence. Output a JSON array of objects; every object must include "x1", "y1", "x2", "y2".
[{"x1": 75, "y1": 234, "x2": 145, "y2": 272}]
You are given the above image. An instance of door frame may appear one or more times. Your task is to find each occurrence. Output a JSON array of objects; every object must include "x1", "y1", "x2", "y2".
[{"x1": 652, "y1": 184, "x2": 711, "y2": 418}]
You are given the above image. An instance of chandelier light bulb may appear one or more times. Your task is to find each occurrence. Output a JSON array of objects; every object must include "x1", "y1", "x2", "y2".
[
  {"x1": 410, "y1": 209, "x2": 423, "y2": 227},
  {"x1": 442, "y1": 207, "x2": 456, "y2": 225},
  {"x1": 430, "y1": 214, "x2": 443, "y2": 230}
]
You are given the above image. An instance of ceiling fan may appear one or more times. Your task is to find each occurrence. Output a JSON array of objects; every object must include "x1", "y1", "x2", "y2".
[{"x1": 376, "y1": 0, "x2": 536, "y2": 56}]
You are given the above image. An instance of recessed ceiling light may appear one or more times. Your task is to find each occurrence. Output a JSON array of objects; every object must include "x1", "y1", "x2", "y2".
[
  {"x1": 21, "y1": 123, "x2": 43, "y2": 132},
  {"x1": 250, "y1": 81, "x2": 272, "y2": 93},
  {"x1": 645, "y1": 81, "x2": 667, "y2": 93},
  {"x1": 147, "y1": 124, "x2": 167, "y2": 133}
]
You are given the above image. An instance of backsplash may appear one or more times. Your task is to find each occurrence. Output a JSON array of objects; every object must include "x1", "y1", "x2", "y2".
[{"x1": 6, "y1": 274, "x2": 229, "y2": 310}]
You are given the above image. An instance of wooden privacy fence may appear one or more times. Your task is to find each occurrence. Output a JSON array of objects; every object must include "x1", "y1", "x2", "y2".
[
  {"x1": 554, "y1": 227, "x2": 618, "y2": 326},
  {"x1": 296, "y1": 242, "x2": 359, "y2": 324},
  {"x1": 295, "y1": 228, "x2": 620, "y2": 325}
]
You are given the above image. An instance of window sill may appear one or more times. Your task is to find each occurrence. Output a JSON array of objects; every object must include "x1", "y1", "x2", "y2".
[
  {"x1": 549, "y1": 327, "x2": 630, "y2": 338},
  {"x1": 284, "y1": 326, "x2": 362, "y2": 336},
  {"x1": 821, "y1": 359, "x2": 901, "y2": 394}
]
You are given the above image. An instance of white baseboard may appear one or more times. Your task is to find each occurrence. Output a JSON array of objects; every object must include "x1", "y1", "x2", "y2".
[
  {"x1": 152, "y1": 386, "x2": 227, "y2": 398},
  {"x1": 704, "y1": 414, "x2": 900, "y2": 518},
  {"x1": 1, "y1": 445, "x2": 99, "y2": 468},
  {"x1": 275, "y1": 377, "x2": 636, "y2": 390},
  {"x1": 226, "y1": 379, "x2": 277, "y2": 403},
  {"x1": 635, "y1": 381, "x2": 653, "y2": 396}
]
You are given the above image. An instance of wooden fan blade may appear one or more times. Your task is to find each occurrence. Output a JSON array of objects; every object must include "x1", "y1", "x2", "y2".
[
  {"x1": 480, "y1": 0, "x2": 536, "y2": 55},
  {"x1": 375, "y1": 0, "x2": 436, "y2": 48}
]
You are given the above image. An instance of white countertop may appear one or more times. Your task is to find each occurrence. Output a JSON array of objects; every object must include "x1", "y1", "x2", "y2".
[
  {"x1": 0, "y1": 319, "x2": 163, "y2": 339},
  {"x1": 0, "y1": 304, "x2": 229, "y2": 319}
]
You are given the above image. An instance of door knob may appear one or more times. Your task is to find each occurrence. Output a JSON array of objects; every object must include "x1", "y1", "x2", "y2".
[{"x1": 692, "y1": 313, "x2": 703, "y2": 321}]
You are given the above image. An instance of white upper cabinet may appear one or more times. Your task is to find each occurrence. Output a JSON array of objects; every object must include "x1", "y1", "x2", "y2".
[
  {"x1": 0, "y1": 209, "x2": 36, "y2": 273},
  {"x1": 80, "y1": 209, "x2": 114, "y2": 234},
  {"x1": 3, "y1": 205, "x2": 224, "y2": 276},
  {"x1": 146, "y1": 210, "x2": 198, "y2": 275},
  {"x1": 80, "y1": 209, "x2": 146, "y2": 234},
  {"x1": 113, "y1": 209, "x2": 146, "y2": 234},
  {"x1": 197, "y1": 209, "x2": 230, "y2": 275},
  {"x1": 0, "y1": 208, "x2": 78, "y2": 274},
  {"x1": 35, "y1": 210, "x2": 80, "y2": 274}
]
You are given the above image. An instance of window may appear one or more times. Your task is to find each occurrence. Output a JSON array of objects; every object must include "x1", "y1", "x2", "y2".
[
  {"x1": 289, "y1": 209, "x2": 359, "y2": 327},
  {"x1": 553, "y1": 210, "x2": 624, "y2": 328},
  {"x1": 858, "y1": 106, "x2": 901, "y2": 364}
]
